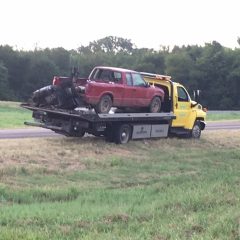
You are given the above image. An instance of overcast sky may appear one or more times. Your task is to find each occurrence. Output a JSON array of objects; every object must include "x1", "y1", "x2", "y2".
[{"x1": 0, "y1": 0, "x2": 239, "y2": 50}]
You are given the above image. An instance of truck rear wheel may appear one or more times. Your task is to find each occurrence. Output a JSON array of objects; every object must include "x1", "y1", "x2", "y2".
[
  {"x1": 95, "y1": 95, "x2": 112, "y2": 114},
  {"x1": 115, "y1": 124, "x2": 132, "y2": 144},
  {"x1": 68, "y1": 127, "x2": 85, "y2": 137},
  {"x1": 149, "y1": 97, "x2": 161, "y2": 113},
  {"x1": 190, "y1": 121, "x2": 201, "y2": 139}
]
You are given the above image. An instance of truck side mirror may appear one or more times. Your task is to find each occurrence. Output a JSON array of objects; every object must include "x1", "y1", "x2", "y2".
[
  {"x1": 191, "y1": 102, "x2": 198, "y2": 108},
  {"x1": 193, "y1": 90, "x2": 200, "y2": 103}
]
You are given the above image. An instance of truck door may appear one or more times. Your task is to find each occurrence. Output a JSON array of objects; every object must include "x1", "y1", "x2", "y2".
[
  {"x1": 172, "y1": 85, "x2": 192, "y2": 127},
  {"x1": 132, "y1": 73, "x2": 149, "y2": 106},
  {"x1": 121, "y1": 73, "x2": 136, "y2": 106},
  {"x1": 123, "y1": 73, "x2": 149, "y2": 107}
]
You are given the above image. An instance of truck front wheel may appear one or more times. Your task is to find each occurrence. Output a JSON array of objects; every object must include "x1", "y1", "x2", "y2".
[
  {"x1": 115, "y1": 124, "x2": 132, "y2": 144},
  {"x1": 190, "y1": 121, "x2": 201, "y2": 139}
]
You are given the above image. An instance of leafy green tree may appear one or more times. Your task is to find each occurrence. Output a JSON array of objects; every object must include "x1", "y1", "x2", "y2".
[
  {"x1": 0, "y1": 37, "x2": 240, "y2": 109},
  {"x1": 224, "y1": 49, "x2": 240, "y2": 109},
  {"x1": 165, "y1": 51, "x2": 194, "y2": 87},
  {"x1": 78, "y1": 36, "x2": 134, "y2": 54},
  {"x1": 195, "y1": 41, "x2": 232, "y2": 109},
  {"x1": 44, "y1": 47, "x2": 70, "y2": 75},
  {"x1": 0, "y1": 62, "x2": 12, "y2": 100},
  {"x1": 22, "y1": 57, "x2": 59, "y2": 99},
  {"x1": 0, "y1": 46, "x2": 30, "y2": 100},
  {"x1": 131, "y1": 48, "x2": 166, "y2": 73}
]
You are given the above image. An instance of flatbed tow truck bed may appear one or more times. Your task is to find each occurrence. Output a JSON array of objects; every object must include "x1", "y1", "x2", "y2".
[{"x1": 22, "y1": 103, "x2": 176, "y2": 144}]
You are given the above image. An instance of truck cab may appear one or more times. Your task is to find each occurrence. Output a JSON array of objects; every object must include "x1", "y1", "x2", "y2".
[{"x1": 142, "y1": 73, "x2": 206, "y2": 138}]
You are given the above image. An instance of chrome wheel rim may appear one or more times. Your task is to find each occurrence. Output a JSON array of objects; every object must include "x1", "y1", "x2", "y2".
[
  {"x1": 151, "y1": 98, "x2": 161, "y2": 113},
  {"x1": 120, "y1": 127, "x2": 130, "y2": 143},
  {"x1": 101, "y1": 99, "x2": 110, "y2": 112}
]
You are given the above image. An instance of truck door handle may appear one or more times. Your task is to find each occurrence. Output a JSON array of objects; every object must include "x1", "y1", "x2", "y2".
[{"x1": 175, "y1": 103, "x2": 178, "y2": 108}]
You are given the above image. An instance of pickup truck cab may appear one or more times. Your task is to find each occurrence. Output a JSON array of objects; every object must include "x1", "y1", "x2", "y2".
[{"x1": 79, "y1": 66, "x2": 165, "y2": 113}]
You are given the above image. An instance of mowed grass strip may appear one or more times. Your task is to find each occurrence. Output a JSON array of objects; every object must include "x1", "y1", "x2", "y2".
[
  {"x1": 0, "y1": 101, "x2": 31, "y2": 129},
  {"x1": 0, "y1": 130, "x2": 240, "y2": 239},
  {"x1": 207, "y1": 111, "x2": 240, "y2": 121}
]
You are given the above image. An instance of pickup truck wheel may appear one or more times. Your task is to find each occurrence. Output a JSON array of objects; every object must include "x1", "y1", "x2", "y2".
[
  {"x1": 115, "y1": 124, "x2": 132, "y2": 144},
  {"x1": 95, "y1": 95, "x2": 112, "y2": 114},
  {"x1": 190, "y1": 121, "x2": 201, "y2": 139},
  {"x1": 149, "y1": 97, "x2": 161, "y2": 113}
]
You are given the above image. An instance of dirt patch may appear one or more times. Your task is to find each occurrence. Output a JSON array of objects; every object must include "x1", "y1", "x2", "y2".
[
  {"x1": 0, "y1": 136, "x2": 136, "y2": 175},
  {"x1": 103, "y1": 213, "x2": 129, "y2": 224},
  {"x1": 202, "y1": 130, "x2": 240, "y2": 149},
  {"x1": 185, "y1": 224, "x2": 205, "y2": 239}
]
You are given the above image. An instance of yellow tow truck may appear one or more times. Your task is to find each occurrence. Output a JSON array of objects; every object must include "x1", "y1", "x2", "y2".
[
  {"x1": 142, "y1": 72, "x2": 207, "y2": 138},
  {"x1": 23, "y1": 70, "x2": 207, "y2": 144}
]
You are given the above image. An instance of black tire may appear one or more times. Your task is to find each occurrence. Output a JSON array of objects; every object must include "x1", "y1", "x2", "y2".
[
  {"x1": 105, "y1": 126, "x2": 115, "y2": 142},
  {"x1": 68, "y1": 128, "x2": 85, "y2": 137},
  {"x1": 149, "y1": 97, "x2": 161, "y2": 113},
  {"x1": 114, "y1": 124, "x2": 132, "y2": 144},
  {"x1": 190, "y1": 121, "x2": 201, "y2": 139},
  {"x1": 92, "y1": 132, "x2": 104, "y2": 137},
  {"x1": 95, "y1": 95, "x2": 112, "y2": 113}
]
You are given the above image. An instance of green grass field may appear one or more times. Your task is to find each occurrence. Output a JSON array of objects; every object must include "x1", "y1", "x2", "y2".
[
  {"x1": 0, "y1": 101, "x2": 32, "y2": 128},
  {"x1": 0, "y1": 131, "x2": 240, "y2": 239}
]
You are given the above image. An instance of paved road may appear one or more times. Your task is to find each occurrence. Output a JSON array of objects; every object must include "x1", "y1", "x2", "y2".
[
  {"x1": 0, "y1": 121, "x2": 239, "y2": 139},
  {"x1": 206, "y1": 121, "x2": 240, "y2": 130},
  {"x1": 0, "y1": 128, "x2": 59, "y2": 139}
]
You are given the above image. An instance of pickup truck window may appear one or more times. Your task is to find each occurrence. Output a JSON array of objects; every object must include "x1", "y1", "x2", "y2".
[
  {"x1": 90, "y1": 68, "x2": 98, "y2": 80},
  {"x1": 132, "y1": 73, "x2": 146, "y2": 87},
  {"x1": 112, "y1": 72, "x2": 122, "y2": 82},
  {"x1": 177, "y1": 86, "x2": 189, "y2": 102},
  {"x1": 99, "y1": 69, "x2": 111, "y2": 81},
  {"x1": 90, "y1": 69, "x2": 122, "y2": 82},
  {"x1": 126, "y1": 73, "x2": 132, "y2": 86}
]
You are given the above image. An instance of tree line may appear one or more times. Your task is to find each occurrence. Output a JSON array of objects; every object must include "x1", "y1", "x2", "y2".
[{"x1": 0, "y1": 36, "x2": 240, "y2": 110}]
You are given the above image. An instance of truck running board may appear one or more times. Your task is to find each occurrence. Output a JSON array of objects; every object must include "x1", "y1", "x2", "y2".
[{"x1": 24, "y1": 121, "x2": 63, "y2": 131}]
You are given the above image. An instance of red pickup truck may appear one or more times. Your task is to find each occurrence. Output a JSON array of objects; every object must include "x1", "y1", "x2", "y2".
[
  {"x1": 77, "y1": 66, "x2": 165, "y2": 113},
  {"x1": 32, "y1": 66, "x2": 165, "y2": 113}
]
